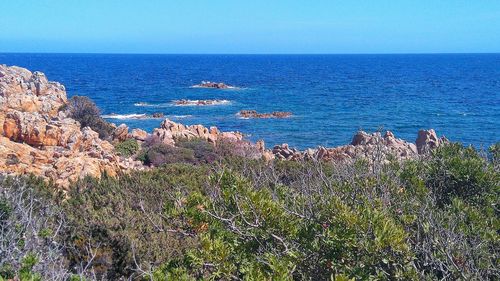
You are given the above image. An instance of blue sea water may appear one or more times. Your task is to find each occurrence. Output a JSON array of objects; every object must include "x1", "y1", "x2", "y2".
[{"x1": 1, "y1": 53, "x2": 499, "y2": 149}]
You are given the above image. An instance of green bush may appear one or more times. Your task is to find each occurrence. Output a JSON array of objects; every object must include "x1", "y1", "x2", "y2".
[
  {"x1": 64, "y1": 164, "x2": 208, "y2": 280},
  {"x1": 138, "y1": 144, "x2": 195, "y2": 166},
  {"x1": 1, "y1": 143, "x2": 497, "y2": 280},
  {"x1": 114, "y1": 139, "x2": 139, "y2": 157},
  {"x1": 66, "y1": 96, "x2": 114, "y2": 139},
  {"x1": 425, "y1": 143, "x2": 498, "y2": 207},
  {"x1": 176, "y1": 138, "x2": 219, "y2": 163},
  {"x1": 156, "y1": 169, "x2": 417, "y2": 280}
]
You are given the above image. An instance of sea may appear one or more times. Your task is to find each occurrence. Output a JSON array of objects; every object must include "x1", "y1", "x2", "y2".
[{"x1": 1, "y1": 53, "x2": 499, "y2": 149}]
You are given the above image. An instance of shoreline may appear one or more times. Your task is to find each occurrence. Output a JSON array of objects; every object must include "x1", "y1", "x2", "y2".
[{"x1": 0, "y1": 64, "x2": 496, "y2": 187}]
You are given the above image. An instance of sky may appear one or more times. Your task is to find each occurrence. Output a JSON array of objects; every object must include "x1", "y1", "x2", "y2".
[{"x1": 0, "y1": 0, "x2": 499, "y2": 54}]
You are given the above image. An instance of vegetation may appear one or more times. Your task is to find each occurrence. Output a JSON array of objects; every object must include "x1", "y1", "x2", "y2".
[
  {"x1": 0, "y1": 143, "x2": 498, "y2": 280},
  {"x1": 65, "y1": 96, "x2": 115, "y2": 139},
  {"x1": 114, "y1": 139, "x2": 140, "y2": 157}
]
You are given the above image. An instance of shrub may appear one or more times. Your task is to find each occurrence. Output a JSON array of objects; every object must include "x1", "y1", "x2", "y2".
[
  {"x1": 1, "y1": 142, "x2": 497, "y2": 280},
  {"x1": 64, "y1": 165, "x2": 207, "y2": 280},
  {"x1": 66, "y1": 96, "x2": 114, "y2": 139},
  {"x1": 176, "y1": 138, "x2": 219, "y2": 163},
  {"x1": 0, "y1": 176, "x2": 70, "y2": 280},
  {"x1": 157, "y1": 169, "x2": 417, "y2": 280},
  {"x1": 425, "y1": 143, "x2": 498, "y2": 207},
  {"x1": 114, "y1": 139, "x2": 139, "y2": 157},
  {"x1": 138, "y1": 144, "x2": 195, "y2": 166}
]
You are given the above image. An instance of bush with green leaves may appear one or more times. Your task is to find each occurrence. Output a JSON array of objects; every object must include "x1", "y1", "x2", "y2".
[
  {"x1": 176, "y1": 138, "x2": 219, "y2": 164},
  {"x1": 65, "y1": 96, "x2": 114, "y2": 139},
  {"x1": 137, "y1": 143, "x2": 196, "y2": 166},
  {"x1": 150, "y1": 143, "x2": 498, "y2": 280},
  {"x1": 114, "y1": 139, "x2": 140, "y2": 157},
  {"x1": 63, "y1": 164, "x2": 208, "y2": 280},
  {"x1": 1, "y1": 143, "x2": 497, "y2": 280}
]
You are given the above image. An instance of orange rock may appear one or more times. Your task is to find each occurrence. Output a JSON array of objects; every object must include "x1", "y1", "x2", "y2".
[{"x1": 0, "y1": 65, "x2": 142, "y2": 188}]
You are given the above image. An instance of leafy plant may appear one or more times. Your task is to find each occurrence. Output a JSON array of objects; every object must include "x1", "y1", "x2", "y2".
[
  {"x1": 65, "y1": 96, "x2": 114, "y2": 139},
  {"x1": 114, "y1": 139, "x2": 139, "y2": 157}
]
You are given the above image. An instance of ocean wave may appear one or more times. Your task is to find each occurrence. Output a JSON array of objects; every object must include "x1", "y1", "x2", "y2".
[
  {"x1": 170, "y1": 115, "x2": 193, "y2": 119},
  {"x1": 101, "y1": 113, "x2": 166, "y2": 120},
  {"x1": 102, "y1": 113, "x2": 147, "y2": 119},
  {"x1": 134, "y1": 102, "x2": 171, "y2": 108},
  {"x1": 101, "y1": 113, "x2": 193, "y2": 120}
]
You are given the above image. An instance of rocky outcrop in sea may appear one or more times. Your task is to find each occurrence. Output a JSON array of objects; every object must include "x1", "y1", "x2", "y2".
[
  {"x1": 173, "y1": 99, "x2": 230, "y2": 106},
  {"x1": 191, "y1": 81, "x2": 235, "y2": 89},
  {"x1": 238, "y1": 110, "x2": 292, "y2": 119}
]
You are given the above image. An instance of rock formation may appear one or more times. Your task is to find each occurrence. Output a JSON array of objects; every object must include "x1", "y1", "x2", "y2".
[
  {"x1": 272, "y1": 130, "x2": 446, "y2": 162},
  {"x1": 416, "y1": 129, "x2": 448, "y2": 154},
  {"x1": 173, "y1": 99, "x2": 230, "y2": 106},
  {"x1": 152, "y1": 118, "x2": 243, "y2": 145},
  {"x1": 191, "y1": 81, "x2": 235, "y2": 89},
  {"x1": 112, "y1": 124, "x2": 129, "y2": 142},
  {"x1": 128, "y1": 128, "x2": 149, "y2": 141},
  {"x1": 238, "y1": 110, "x2": 292, "y2": 119},
  {"x1": 0, "y1": 65, "x2": 451, "y2": 188},
  {"x1": 0, "y1": 65, "x2": 140, "y2": 188}
]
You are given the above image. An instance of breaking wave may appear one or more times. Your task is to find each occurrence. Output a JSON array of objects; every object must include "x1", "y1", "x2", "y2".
[{"x1": 134, "y1": 102, "x2": 171, "y2": 108}]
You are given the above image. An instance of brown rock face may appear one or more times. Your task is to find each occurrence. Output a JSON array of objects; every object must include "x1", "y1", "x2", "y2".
[
  {"x1": 238, "y1": 110, "x2": 292, "y2": 119},
  {"x1": 129, "y1": 128, "x2": 149, "y2": 141},
  {"x1": 272, "y1": 131, "x2": 421, "y2": 162},
  {"x1": 0, "y1": 65, "x2": 138, "y2": 188},
  {"x1": 112, "y1": 124, "x2": 129, "y2": 142},
  {"x1": 416, "y1": 129, "x2": 448, "y2": 154},
  {"x1": 152, "y1": 118, "x2": 243, "y2": 145}
]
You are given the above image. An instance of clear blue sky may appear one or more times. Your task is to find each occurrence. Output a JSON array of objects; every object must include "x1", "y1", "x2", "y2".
[{"x1": 1, "y1": 0, "x2": 499, "y2": 54}]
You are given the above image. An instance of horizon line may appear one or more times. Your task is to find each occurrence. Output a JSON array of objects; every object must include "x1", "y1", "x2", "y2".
[{"x1": 1, "y1": 51, "x2": 499, "y2": 56}]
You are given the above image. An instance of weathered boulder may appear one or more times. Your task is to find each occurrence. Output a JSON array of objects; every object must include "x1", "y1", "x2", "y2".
[
  {"x1": 112, "y1": 124, "x2": 129, "y2": 142},
  {"x1": 416, "y1": 129, "x2": 448, "y2": 154},
  {"x1": 129, "y1": 128, "x2": 149, "y2": 141},
  {"x1": 272, "y1": 131, "x2": 424, "y2": 162},
  {"x1": 153, "y1": 118, "x2": 243, "y2": 145}
]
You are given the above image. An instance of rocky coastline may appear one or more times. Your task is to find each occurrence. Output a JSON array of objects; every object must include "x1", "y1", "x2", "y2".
[{"x1": 1, "y1": 65, "x2": 449, "y2": 188}]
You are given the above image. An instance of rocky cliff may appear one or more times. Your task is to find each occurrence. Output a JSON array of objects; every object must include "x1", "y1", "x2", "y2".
[{"x1": 0, "y1": 65, "x2": 134, "y2": 188}]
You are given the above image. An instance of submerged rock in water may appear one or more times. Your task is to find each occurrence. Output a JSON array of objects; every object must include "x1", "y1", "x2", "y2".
[
  {"x1": 238, "y1": 110, "x2": 292, "y2": 119},
  {"x1": 191, "y1": 81, "x2": 235, "y2": 89},
  {"x1": 152, "y1": 112, "x2": 164, "y2": 118},
  {"x1": 173, "y1": 99, "x2": 230, "y2": 106}
]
